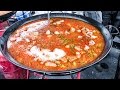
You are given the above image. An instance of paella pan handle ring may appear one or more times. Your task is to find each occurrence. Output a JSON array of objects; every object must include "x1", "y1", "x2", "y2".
[
  {"x1": 72, "y1": 11, "x2": 76, "y2": 14},
  {"x1": 41, "y1": 72, "x2": 46, "y2": 79},
  {"x1": 0, "y1": 37, "x2": 6, "y2": 53},
  {"x1": 105, "y1": 25, "x2": 119, "y2": 35},
  {"x1": 47, "y1": 11, "x2": 64, "y2": 22},
  {"x1": 70, "y1": 71, "x2": 75, "y2": 79}
]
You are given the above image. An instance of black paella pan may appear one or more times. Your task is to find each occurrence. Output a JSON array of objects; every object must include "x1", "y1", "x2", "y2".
[{"x1": 0, "y1": 13, "x2": 119, "y2": 76}]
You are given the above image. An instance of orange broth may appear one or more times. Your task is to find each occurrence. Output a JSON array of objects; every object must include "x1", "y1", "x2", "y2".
[{"x1": 7, "y1": 18, "x2": 105, "y2": 71}]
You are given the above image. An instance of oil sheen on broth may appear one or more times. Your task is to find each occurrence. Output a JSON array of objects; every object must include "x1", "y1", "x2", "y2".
[{"x1": 7, "y1": 17, "x2": 105, "y2": 71}]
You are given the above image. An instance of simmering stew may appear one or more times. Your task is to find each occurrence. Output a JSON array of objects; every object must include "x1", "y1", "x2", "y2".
[{"x1": 7, "y1": 18, "x2": 105, "y2": 71}]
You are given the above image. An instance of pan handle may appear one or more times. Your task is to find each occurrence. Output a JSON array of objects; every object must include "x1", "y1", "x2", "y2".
[
  {"x1": 70, "y1": 71, "x2": 75, "y2": 79},
  {"x1": 0, "y1": 37, "x2": 5, "y2": 52},
  {"x1": 105, "y1": 25, "x2": 119, "y2": 35}
]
